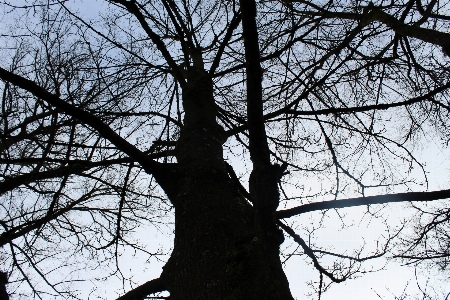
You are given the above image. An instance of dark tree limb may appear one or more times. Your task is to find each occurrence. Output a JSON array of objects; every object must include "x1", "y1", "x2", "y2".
[
  {"x1": 108, "y1": 0, "x2": 186, "y2": 86},
  {"x1": 102, "y1": 111, "x2": 182, "y2": 127},
  {"x1": 58, "y1": 2, "x2": 163, "y2": 71},
  {"x1": 0, "y1": 67, "x2": 165, "y2": 176},
  {"x1": 0, "y1": 162, "x2": 92, "y2": 196},
  {"x1": 277, "y1": 189, "x2": 450, "y2": 219},
  {"x1": 292, "y1": 3, "x2": 450, "y2": 54},
  {"x1": 225, "y1": 82, "x2": 450, "y2": 138},
  {"x1": 116, "y1": 278, "x2": 166, "y2": 300},
  {"x1": 240, "y1": 0, "x2": 283, "y2": 244},
  {"x1": 367, "y1": 5, "x2": 450, "y2": 55},
  {"x1": 0, "y1": 271, "x2": 8, "y2": 300},
  {"x1": 0, "y1": 191, "x2": 94, "y2": 247},
  {"x1": 225, "y1": 161, "x2": 252, "y2": 202},
  {"x1": 240, "y1": 0, "x2": 270, "y2": 166},
  {"x1": 160, "y1": 0, "x2": 190, "y2": 63},
  {"x1": 209, "y1": 11, "x2": 241, "y2": 75},
  {"x1": 0, "y1": 150, "x2": 173, "y2": 196},
  {"x1": 288, "y1": 82, "x2": 450, "y2": 116},
  {"x1": 277, "y1": 221, "x2": 347, "y2": 283}
]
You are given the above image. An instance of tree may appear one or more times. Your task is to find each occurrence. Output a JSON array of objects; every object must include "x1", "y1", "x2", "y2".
[{"x1": 0, "y1": 0, "x2": 449, "y2": 299}]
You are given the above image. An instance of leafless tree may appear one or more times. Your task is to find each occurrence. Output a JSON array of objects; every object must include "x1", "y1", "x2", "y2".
[{"x1": 0, "y1": 0, "x2": 449, "y2": 299}]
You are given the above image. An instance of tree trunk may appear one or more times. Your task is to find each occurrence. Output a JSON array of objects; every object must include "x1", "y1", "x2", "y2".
[
  {"x1": 0, "y1": 272, "x2": 8, "y2": 300},
  {"x1": 158, "y1": 67, "x2": 294, "y2": 299}
]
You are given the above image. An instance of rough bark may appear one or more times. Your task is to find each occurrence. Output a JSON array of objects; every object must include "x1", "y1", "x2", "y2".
[
  {"x1": 0, "y1": 272, "x2": 8, "y2": 300},
  {"x1": 158, "y1": 66, "x2": 293, "y2": 299}
]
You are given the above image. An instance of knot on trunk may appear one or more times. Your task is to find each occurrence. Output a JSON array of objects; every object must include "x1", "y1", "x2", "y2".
[{"x1": 249, "y1": 163, "x2": 287, "y2": 243}]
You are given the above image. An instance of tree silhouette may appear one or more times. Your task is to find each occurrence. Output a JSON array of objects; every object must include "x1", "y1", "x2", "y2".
[{"x1": 0, "y1": 0, "x2": 449, "y2": 299}]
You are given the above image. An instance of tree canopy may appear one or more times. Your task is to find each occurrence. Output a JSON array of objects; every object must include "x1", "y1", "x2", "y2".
[{"x1": 0, "y1": 0, "x2": 449, "y2": 299}]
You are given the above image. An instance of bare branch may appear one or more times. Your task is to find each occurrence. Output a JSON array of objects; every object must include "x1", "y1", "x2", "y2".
[
  {"x1": 116, "y1": 278, "x2": 166, "y2": 300},
  {"x1": 277, "y1": 189, "x2": 450, "y2": 219},
  {"x1": 0, "y1": 67, "x2": 164, "y2": 176}
]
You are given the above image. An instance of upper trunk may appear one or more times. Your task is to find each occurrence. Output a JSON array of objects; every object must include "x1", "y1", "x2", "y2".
[{"x1": 158, "y1": 67, "x2": 294, "y2": 299}]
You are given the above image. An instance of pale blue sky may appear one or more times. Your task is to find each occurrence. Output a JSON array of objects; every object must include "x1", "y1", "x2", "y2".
[{"x1": 0, "y1": 1, "x2": 449, "y2": 299}]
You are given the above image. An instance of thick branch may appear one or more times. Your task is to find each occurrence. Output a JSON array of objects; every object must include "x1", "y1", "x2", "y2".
[
  {"x1": 240, "y1": 0, "x2": 270, "y2": 165},
  {"x1": 295, "y1": 5, "x2": 450, "y2": 54},
  {"x1": 240, "y1": 0, "x2": 284, "y2": 244},
  {"x1": 0, "y1": 152, "x2": 175, "y2": 195},
  {"x1": 288, "y1": 82, "x2": 450, "y2": 115},
  {"x1": 116, "y1": 278, "x2": 166, "y2": 300},
  {"x1": 369, "y1": 6, "x2": 450, "y2": 54},
  {"x1": 210, "y1": 12, "x2": 241, "y2": 75},
  {"x1": 0, "y1": 271, "x2": 8, "y2": 300},
  {"x1": 0, "y1": 67, "x2": 163, "y2": 175},
  {"x1": 277, "y1": 189, "x2": 450, "y2": 219},
  {"x1": 225, "y1": 81, "x2": 450, "y2": 137},
  {"x1": 108, "y1": 0, "x2": 186, "y2": 86},
  {"x1": 0, "y1": 163, "x2": 89, "y2": 196}
]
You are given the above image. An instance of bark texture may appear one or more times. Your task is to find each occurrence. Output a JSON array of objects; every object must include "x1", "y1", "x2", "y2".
[
  {"x1": 158, "y1": 66, "x2": 293, "y2": 299},
  {"x1": 0, "y1": 272, "x2": 8, "y2": 300}
]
